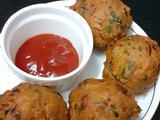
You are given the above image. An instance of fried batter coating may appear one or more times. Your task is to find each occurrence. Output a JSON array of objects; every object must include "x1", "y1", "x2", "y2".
[
  {"x1": 0, "y1": 83, "x2": 68, "y2": 120},
  {"x1": 69, "y1": 78, "x2": 140, "y2": 120},
  {"x1": 70, "y1": 0, "x2": 132, "y2": 48},
  {"x1": 103, "y1": 35, "x2": 160, "y2": 94}
]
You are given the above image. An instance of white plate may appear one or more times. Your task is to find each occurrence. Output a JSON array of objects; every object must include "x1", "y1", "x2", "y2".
[{"x1": 0, "y1": 1, "x2": 160, "y2": 120}]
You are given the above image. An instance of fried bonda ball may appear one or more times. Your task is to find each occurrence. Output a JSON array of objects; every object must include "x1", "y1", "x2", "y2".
[
  {"x1": 103, "y1": 35, "x2": 160, "y2": 94},
  {"x1": 0, "y1": 83, "x2": 68, "y2": 120},
  {"x1": 69, "y1": 78, "x2": 140, "y2": 120},
  {"x1": 70, "y1": 0, "x2": 132, "y2": 48}
]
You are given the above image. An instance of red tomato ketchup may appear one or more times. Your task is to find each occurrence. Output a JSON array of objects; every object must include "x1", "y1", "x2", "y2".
[{"x1": 15, "y1": 34, "x2": 79, "y2": 77}]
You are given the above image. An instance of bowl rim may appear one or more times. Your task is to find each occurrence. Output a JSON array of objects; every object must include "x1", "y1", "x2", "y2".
[{"x1": 1, "y1": 4, "x2": 93, "y2": 83}]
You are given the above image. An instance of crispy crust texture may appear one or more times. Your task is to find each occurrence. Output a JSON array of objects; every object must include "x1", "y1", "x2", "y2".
[
  {"x1": 103, "y1": 35, "x2": 160, "y2": 94},
  {"x1": 69, "y1": 78, "x2": 140, "y2": 120},
  {"x1": 70, "y1": 0, "x2": 132, "y2": 48},
  {"x1": 0, "y1": 83, "x2": 68, "y2": 120}
]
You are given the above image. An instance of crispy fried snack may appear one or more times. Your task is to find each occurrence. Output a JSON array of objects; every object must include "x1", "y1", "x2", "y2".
[
  {"x1": 70, "y1": 0, "x2": 132, "y2": 48},
  {"x1": 0, "y1": 83, "x2": 68, "y2": 120},
  {"x1": 103, "y1": 35, "x2": 160, "y2": 94},
  {"x1": 69, "y1": 78, "x2": 140, "y2": 120}
]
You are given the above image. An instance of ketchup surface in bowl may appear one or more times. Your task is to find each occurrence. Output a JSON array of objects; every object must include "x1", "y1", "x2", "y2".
[{"x1": 15, "y1": 34, "x2": 79, "y2": 77}]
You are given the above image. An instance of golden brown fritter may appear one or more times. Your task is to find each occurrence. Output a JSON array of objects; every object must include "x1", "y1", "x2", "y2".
[
  {"x1": 70, "y1": 0, "x2": 132, "y2": 48},
  {"x1": 0, "y1": 83, "x2": 68, "y2": 120},
  {"x1": 103, "y1": 35, "x2": 160, "y2": 94},
  {"x1": 69, "y1": 78, "x2": 140, "y2": 120}
]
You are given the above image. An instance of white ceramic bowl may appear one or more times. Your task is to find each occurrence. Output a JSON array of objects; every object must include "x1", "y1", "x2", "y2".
[{"x1": 1, "y1": 4, "x2": 93, "y2": 92}]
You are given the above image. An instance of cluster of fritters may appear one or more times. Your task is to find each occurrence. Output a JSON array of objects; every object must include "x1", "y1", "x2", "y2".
[
  {"x1": 0, "y1": 81, "x2": 140, "y2": 120},
  {"x1": 0, "y1": 0, "x2": 160, "y2": 120}
]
